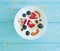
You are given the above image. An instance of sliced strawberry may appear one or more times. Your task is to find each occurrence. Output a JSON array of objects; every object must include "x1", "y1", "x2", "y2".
[
  {"x1": 27, "y1": 20, "x2": 35, "y2": 28},
  {"x1": 22, "y1": 19, "x2": 27, "y2": 26},
  {"x1": 29, "y1": 12, "x2": 38, "y2": 19}
]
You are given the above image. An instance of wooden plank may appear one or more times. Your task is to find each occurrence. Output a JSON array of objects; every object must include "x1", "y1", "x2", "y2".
[
  {"x1": 0, "y1": 43, "x2": 60, "y2": 51},
  {"x1": 0, "y1": 0, "x2": 60, "y2": 3},
  {"x1": 0, "y1": 4, "x2": 60, "y2": 22},
  {"x1": 6, "y1": 44, "x2": 60, "y2": 51},
  {"x1": 0, "y1": 22, "x2": 60, "y2": 43}
]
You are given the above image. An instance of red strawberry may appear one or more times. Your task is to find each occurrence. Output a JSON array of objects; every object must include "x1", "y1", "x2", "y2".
[
  {"x1": 27, "y1": 20, "x2": 35, "y2": 28},
  {"x1": 29, "y1": 12, "x2": 38, "y2": 19},
  {"x1": 22, "y1": 19, "x2": 27, "y2": 26}
]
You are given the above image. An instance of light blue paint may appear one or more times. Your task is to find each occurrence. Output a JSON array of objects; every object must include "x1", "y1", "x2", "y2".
[{"x1": 0, "y1": 0, "x2": 60, "y2": 51}]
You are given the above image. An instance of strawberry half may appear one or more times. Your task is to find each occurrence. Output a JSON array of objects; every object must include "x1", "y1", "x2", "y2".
[
  {"x1": 22, "y1": 19, "x2": 27, "y2": 26},
  {"x1": 29, "y1": 12, "x2": 38, "y2": 19},
  {"x1": 27, "y1": 20, "x2": 35, "y2": 28}
]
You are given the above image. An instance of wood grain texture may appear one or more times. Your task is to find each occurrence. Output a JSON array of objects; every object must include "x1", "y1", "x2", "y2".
[{"x1": 0, "y1": 0, "x2": 60, "y2": 51}]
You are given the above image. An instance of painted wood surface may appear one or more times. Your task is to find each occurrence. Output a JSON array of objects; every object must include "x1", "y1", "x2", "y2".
[{"x1": 0, "y1": 0, "x2": 60, "y2": 51}]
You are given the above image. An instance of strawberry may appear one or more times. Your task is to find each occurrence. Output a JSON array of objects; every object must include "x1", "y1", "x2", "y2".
[
  {"x1": 22, "y1": 19, "x2": 27, "y2": 26},
  {"x1": 29, "y1": 12, "x2": 38, "y2": 19},
  {"x1": 27, "y1": 20, "x2": 35, "y2": 28}
]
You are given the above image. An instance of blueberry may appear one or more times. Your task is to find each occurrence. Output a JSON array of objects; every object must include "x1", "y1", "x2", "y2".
[
  {"x1": 21, "y1": 28, "x2": 23, "y2": 31},
  {"x1": 26, "y1": 11, "x2": 31, "y2": 15},
  {"x1": 39, "y1": 19, "x2": 42, "y2": 21},
  {"x1": 26, "y1": 31, "x2": 30, "y2": 36},
  {"x1": 38, "y1": 23, "x2": 43, "y2": 29},
  {"x1": 35, "y1": 20, "x2": 38, "y2": 23},
  {"x1": 23, "y1": 25, "x2": 27, "y2": 29},
  {"x1": 22, "y1": 13, "x2": 26, "y2": 17}
]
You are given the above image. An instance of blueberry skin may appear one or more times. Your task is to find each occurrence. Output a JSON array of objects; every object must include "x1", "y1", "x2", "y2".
[
  {"x1": 23, "y1": 25, "x2": 27, "y2": 29},
  {"x1": 38, "y1": 23, "x2": 43, "y2": 29},
  {"x1": 35, "y1": 20, "x2": 38, "y2": 23},
  {"x1": 22, "y1": 13, "x2": 26, "y2": 17},
  {"x1": 21, "y1": 28, "x2": 23, "y2": 31},
  {"x1": 25, "y1": 31, "x2": 30, "y2": 36},
  {"x1": 39, "y1": 19, "x2": 42, "y2": 21},
  {"x1": 26, "y1": 11, "x2": 31, "y2": 15}
]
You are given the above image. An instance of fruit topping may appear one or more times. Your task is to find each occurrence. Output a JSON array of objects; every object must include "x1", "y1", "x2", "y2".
[
  {"x1": 26, "y1": 31, "x2": 30, "y2": 36},
  {"x1": 35, "y1": 20, "x2": 38, "y2": 23},
  {"x1": 37, "y1": 23, "x2": 43, "y2": 29},
  {"x1": 27, "y1": 20, "x2": 35, "y2": 28},
  {"x1": 31, "y1": 28, "x2": 39, "y2": 36},
  {"x1": 26, "y1": 11, "x2": 31, "y2": 15},
  {"x1": 22, "y1": 13, "x2": 26, "y2": 17},
  {"x1": 39, "y1": 19, "x2": 42, "y2": 21},
  {"x1": 23, "y1": 25, "x2": 27, "y2": 29},
  {"x1": 29, "y1": 12, "x2": 38, "y2": 19}
]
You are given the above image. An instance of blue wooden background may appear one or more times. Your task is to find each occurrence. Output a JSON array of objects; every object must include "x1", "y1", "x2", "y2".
[{"x1": 0, "y1": 0, "x2": 60, "y2": 51}]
